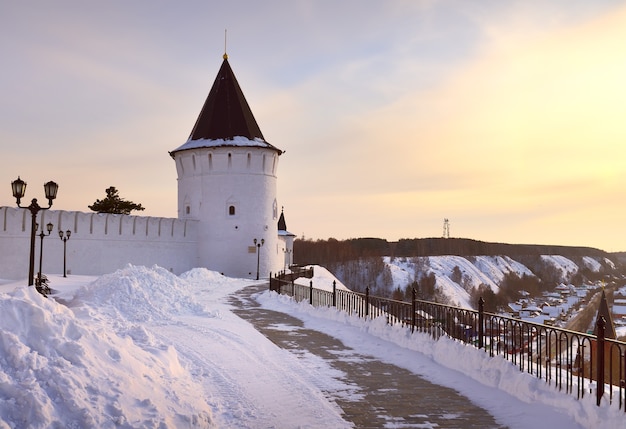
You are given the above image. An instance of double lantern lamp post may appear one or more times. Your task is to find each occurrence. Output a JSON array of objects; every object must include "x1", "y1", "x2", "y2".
[
  {"x1": 59, "y1": 230, "x2": 71, "y2": 278},
  {"x1": 11, "y1": 177, "x2": 58, "y2": 287}
]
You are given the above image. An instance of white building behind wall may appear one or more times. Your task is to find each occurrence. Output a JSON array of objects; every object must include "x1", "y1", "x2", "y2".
[{"x1": 0, "y1": 53, "x2": 295, "y2": 282}]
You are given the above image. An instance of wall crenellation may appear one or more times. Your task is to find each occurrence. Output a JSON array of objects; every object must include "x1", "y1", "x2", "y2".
[
  {"x1": 0, "y1": 206, "x2": 199, "y2": 280},
  {"x1": 0, "y1": 207, "x2": 193, "y2": 240}
]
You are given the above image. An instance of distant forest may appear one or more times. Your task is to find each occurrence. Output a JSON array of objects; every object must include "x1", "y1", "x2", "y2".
[{"x1": 293, "y1": 237, "x2": 611, "y2": 268}]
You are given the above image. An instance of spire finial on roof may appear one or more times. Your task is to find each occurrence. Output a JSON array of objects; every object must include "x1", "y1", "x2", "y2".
[{"x1": 223, "y1": 29, "x2": 228, "y2": 60}]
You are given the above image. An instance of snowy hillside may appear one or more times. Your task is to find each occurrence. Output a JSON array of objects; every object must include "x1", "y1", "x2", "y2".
[{"x1": 368, "y1": 254, "x2": 612, "y2": 309}]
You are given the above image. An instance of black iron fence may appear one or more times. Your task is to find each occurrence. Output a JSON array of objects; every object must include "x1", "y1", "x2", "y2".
[{"x1": 269, "y1": 271, "x2": 626, "y2": 411}]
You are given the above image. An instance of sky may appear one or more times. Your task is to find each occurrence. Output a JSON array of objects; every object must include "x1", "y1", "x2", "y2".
[
  {"x1": 1, "y1": 1, "x2": 626, "y2": 251},
  {"x1": 1, "y1": 265, "x2": 623, "y2": 428}
]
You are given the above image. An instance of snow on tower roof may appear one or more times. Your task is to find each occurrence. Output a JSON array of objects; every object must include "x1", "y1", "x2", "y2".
[{"x1": 170, "y1": 54, "x2": 282, "y2": 156}]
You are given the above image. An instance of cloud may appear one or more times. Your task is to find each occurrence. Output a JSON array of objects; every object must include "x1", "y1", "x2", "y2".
[{"x1": 280, "y1": 3, "x2": 626, "y2": 250}]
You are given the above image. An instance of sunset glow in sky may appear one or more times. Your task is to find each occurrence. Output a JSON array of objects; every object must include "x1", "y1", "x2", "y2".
[{"x1": 1, "y1": 1, "x2": 625, "y2": 251}]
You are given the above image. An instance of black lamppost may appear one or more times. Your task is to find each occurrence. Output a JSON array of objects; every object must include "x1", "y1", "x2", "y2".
[
  {"x1": 36, "y1": 222, "x2": 54, "y2": 288},
  {"x1": 253, "y1": 238, "x2": 264, "y2": 280},
  {"x1": 11, "y1": 177, "x2": 58, "y2": 286},
  {"x1": 58, "y1": 229, "x2": 71, "y2": 277}
]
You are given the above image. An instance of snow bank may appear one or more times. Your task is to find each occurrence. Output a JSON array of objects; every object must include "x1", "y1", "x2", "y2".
[
  {"x1": 258, "y1": 290, "x2": 626, "y2": 429},
  {"x1": 0, "y1": 267, "x2": 214, "y2": 428},
  {"x1": 293, "y1": 265, "x2": 349, "y2": 291}
]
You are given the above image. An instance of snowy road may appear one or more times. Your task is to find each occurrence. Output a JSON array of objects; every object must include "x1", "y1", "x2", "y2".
[
  {"x1": 149, "y1": 283, "x2": 351, "y2": 428},
  {"x1": 230, "y1": 284, "x2": 505, "y2": 428}
]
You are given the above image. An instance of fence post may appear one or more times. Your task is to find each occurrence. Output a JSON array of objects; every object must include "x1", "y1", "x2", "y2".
[
  {"x1": 596, "y1": 316, "x2": 606, "y2": 406},
  {"x1": 411, "y1": 287, "x2": 416, "y2": 333},
  {"x1": 365, "y1": 286, "x2": 370, "y2": 318},
  {"x1": 291, "y1": 278, "x2": 295, "y2": 297},
  {"x1": 478, "y1": 297, "x2": 484, "y2": 349},
  {"x1": 332, "y1": 280, "x2": 336, "y2": 307},
  {"x1": 309, "y1": 280, "x2": 313, "y2": 305},
  {"x1": 269, "y1": 271, "x2": 273, "y2": 291}
]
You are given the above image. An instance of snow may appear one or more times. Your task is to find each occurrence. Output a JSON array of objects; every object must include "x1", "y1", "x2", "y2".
[
  {"x1": 582, "y1": 256, "x2": 602, "y2": 272},
  {"x1": 541, "y1": 255, "x2": 579, "y2": 279},
  {"x1": 381, "y1": 256, "x2": 539, "y2": 308},
  {"x1": 171, "y1": 136, "x2": 275, "y2": 153},
  {"x1": 293, "y1": 265, "x2": 349, "y2": 291},
  {"x1": 0, "y1": 265, "x2": 623, "y2": 428}
]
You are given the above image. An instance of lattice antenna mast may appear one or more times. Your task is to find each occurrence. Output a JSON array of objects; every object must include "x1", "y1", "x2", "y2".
[{"x1": 443, "y1": 218, "x2": 450, "y2": 239}]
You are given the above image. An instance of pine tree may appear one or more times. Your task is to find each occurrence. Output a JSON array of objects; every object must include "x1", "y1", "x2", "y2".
[{"x1": 88, "y1": 186, "x2": 145, "y2": 215}]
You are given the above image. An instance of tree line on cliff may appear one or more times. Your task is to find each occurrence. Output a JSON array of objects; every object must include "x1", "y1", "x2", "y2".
[
  {"x1": 293, "y1": 237, "x2": 621, "y2": 308},
  {"x1": 293, "y1": 237, "x2": 611, "y2": 268}
]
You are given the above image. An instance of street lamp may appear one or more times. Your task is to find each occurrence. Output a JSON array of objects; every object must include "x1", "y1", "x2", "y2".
[
  {"x1": 282, "y1": 248, "x2": 292, "y2": 271},
  {"x1": 11, "y1": 177, "x2": 58, "y2": 287},
  {"x1": 36, "y1": 221, "x2": 53, "y2": 294},
  {"x1": 253, "y1": 238, "x2": 265, "y2": 280},
  {"x1": 58, "y1": 229, "x2": 71, "y2": 278}
]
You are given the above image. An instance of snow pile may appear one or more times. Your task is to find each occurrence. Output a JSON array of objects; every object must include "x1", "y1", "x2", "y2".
[
  {"x1": 0, "y1": 267, "x2": 351, "y2": 428},
  {"x1": 69, "y1": 264, "x2": 209, "y2": 323},
  {"x1": 0, "y1": 272, "x2": 213, "y2": 428},
  {"x1": 293, "y1": 264, "x2": 348, "y2": 291}
]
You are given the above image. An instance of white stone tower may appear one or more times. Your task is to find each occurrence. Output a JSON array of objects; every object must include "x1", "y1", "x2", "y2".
[{"x1": 170, "y1": 54, "x2": 284, "y2": 278}]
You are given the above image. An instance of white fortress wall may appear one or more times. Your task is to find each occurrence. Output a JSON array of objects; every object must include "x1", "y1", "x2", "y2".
[{"x1": 0, "y1": 207, "x2": 198, "y2": 281}]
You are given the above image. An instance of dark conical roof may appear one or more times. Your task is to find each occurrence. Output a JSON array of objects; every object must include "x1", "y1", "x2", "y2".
[
  {"x1": 171, "y1": 55, "x2": 282, "y2": 156},
  {"x1": 189, "y1": 55, "x2": 264, "y2": 141},
  {"x1": 278, "y1": 208, "x2": 287, "y2": 231},
  {"x1": 277, "y1": 207, "x2": 296, "y2": 237}
]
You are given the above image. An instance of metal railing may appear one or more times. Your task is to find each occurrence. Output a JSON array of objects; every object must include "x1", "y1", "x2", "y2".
[{"x1": 269, "y1": 272, "x2": 626, "y2": 410}]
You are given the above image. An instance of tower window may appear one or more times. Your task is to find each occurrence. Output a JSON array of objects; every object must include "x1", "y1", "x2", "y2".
[
  {"x1": 185, "y1": 206, "x2": 190, "y2": 215},
  {"x1": 229, "y1": 205, "x2": 236, "y2": 216}
]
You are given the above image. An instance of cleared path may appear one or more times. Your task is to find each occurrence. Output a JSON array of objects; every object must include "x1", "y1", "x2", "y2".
[{"x1": 229, "y1": 284, "x2": 507, "y2": 429}]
